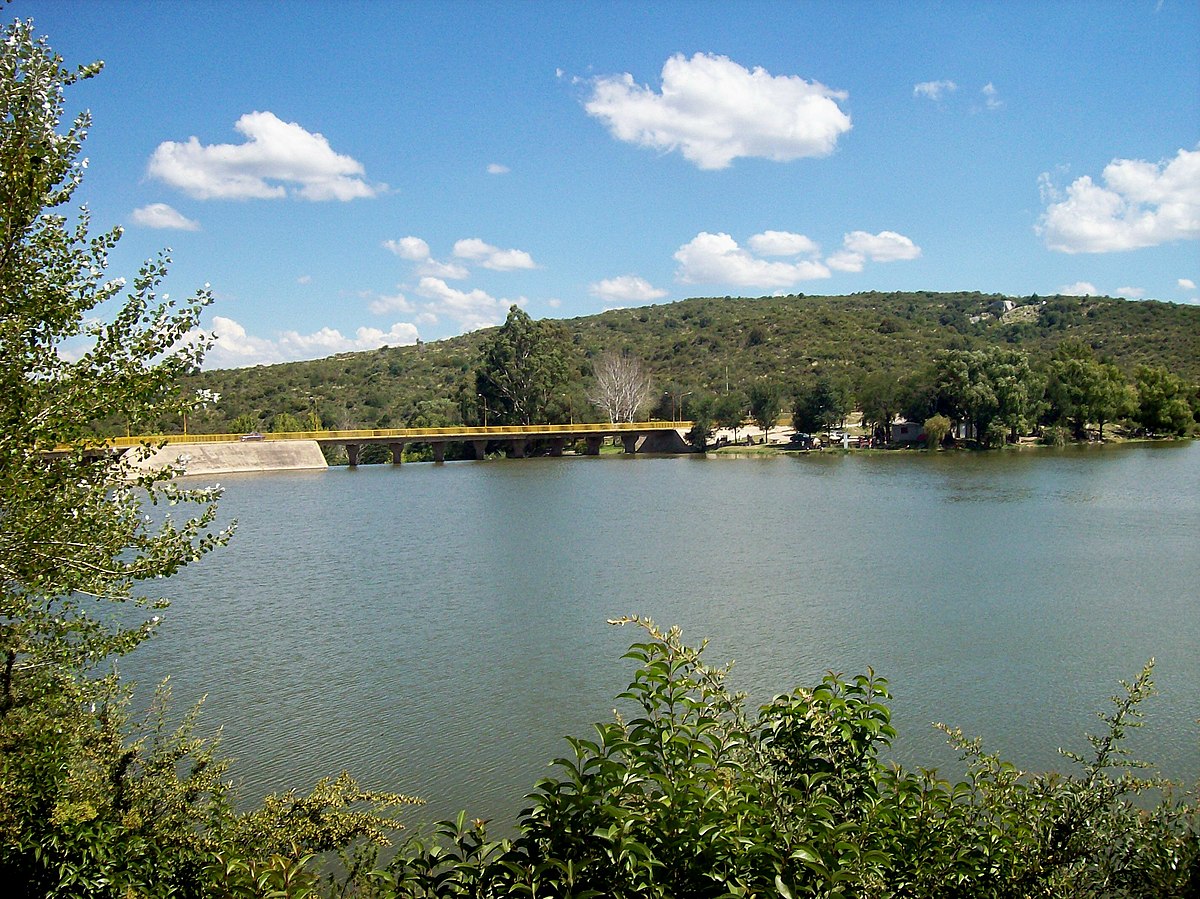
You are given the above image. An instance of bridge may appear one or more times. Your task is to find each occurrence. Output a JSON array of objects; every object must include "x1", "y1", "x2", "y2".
[{"x1": 91, "y1": 420, "x2": 694, "y2": 464}]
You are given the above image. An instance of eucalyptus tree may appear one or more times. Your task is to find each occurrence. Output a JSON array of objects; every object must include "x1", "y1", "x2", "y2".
[{"x1": 475, "y1": 305, "x2": 572, "y2": 425}]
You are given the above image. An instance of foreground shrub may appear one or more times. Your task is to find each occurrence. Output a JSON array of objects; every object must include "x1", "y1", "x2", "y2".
[{"x1": 382, "y1": 618, "x2": 1198, "y2": 898}]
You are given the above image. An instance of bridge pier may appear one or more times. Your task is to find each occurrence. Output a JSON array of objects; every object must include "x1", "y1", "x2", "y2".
[
  {"x1": 584, "y1": 436, "x2": 602, "y2": 455},
  {"x1": 509, "y1": 438, "x2": 526, "y2": 458},
  {"x1": 389, "y1": 441, "x2": 405, "y2": 464},
  {"x1": 432, "y1": 443, "x2": 445, "y2": 464},
  {"x1": 346, "y1": 443, "x2": 359, "y2": 467},
  {"x1": 471, "y1": 439, "x2": 488, "y2": 460},
  {"x1": 548, "y1": 437, "x2": 565, "y2": 457},
  {"x1": 621, "y1": 434, "x2": 639, "y2": 454}
]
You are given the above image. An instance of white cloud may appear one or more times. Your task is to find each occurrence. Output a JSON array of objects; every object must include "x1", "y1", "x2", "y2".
[
  {"x1": 674, "y1": 232, "x2": 831, "y2": 289},
  {"x1": 416, "y1": 258, "x2": 470, "y2": 279},
  {"x1": 148, "y1": 111, "x2": 381, "y2": 201},
  {"x1": 1058, "y1": 281, "x2": 1097, "y2": 296},
  {"x1": 825, "y1": 250, "x2": 866, "y2": 273},
  {"x1": 1179, "y1": 278, "x2": 1197, "y2": 290},
  {"x1": 826, "y1": 230, "x2": 921, "y2": 271},
  {"x1": 546, "y1": 298, "x2": 562, "y2": 308},
  {"x1": 452, "y1": 237, "x2": 537, "y2": 271},
  {"x1": 383, "y1": 236, "x2": 430, "y2": 260},
  {"x1": 747, "y1": 230, "x2": 819, "y2": 257},
  {"x1": 296, "y1": 274, "x2": 312, "y2": 285},
  {"x1": 981, "y1": 82, "x2": 1003, "y2": 110},
  {"x1": 588, "y1": 275, "x2": 668, "y2": 303},
  {"x1": 1115, "y1": 286, "x2": 1145, "y2": 298},
  {"x1": 415, "y1": 276, "x2": 519, "y2": 330},
  {"x1": 914, "y1": 80, "x2": 957, "y2": 101},
  {"x1": 586, "y1": 52, "x2": 851, "y2": 170},
  {"x1": 1038, "y1": 147, "x2": 1200, "y2": 253},
  {"x1": 367, "y1": 292, "x2": 414, "y2": 315},
  {"x1": 842, "y1": 230, "x2": 922, "y2": 262},
  {"x1": 205, "y1": 315, "x2": 418, "y2": 368},
  {"x1": 130, "y1": 202, "x2": 200, "y2": 230},
  {"x1": 487, "y1": 162, "x2": 510, "y2": 174}
]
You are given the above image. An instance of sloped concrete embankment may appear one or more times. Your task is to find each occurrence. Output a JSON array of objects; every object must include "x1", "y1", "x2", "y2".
[
  {"x1": 635, "y1": 429, "x2": 695, "y2": 453},
  {"x1": 123, "y1": 440, "x2": 328, "y2": 476}
]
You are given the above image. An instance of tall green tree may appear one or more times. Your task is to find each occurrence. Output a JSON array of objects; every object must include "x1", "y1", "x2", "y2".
[
  {"x1": 475, "y1": 305, "x2": 572, "y2": 425},
  {"x1": 713, "y1": 391, "x2": 746, "y2": 442},
  {"x1": 0, "y1": 20, "x2": 226, "y2": 691},
  {"x1": 858, "y1": 369, "x2": 902, "y2": 442},
  {"x1": 1133, "y1": 365, "x2": 1193, "y2": 436},
  {"x1": 791, "y1": 374, "x2": 848, "y2": 435},
  {"x1": 748, "y1": 381, "x2": 782, "y2": 443},
  {"x1": 0, "y1": 23, "x2": 414, "y2": 895},
  {"x1": 934, "y1": 347, "x2": 1039, "y2": 447},
  {"x1": 1044, "y1": 340, "x2": 1132, "y2": 440}
]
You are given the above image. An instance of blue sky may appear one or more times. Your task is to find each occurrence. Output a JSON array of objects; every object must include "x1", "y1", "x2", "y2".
[{"x1": 20, "y1": 0, "x2": 1200, "y2": 368}]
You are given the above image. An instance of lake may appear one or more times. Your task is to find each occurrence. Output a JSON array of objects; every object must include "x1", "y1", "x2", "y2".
[{"x1": 123, "y1": 441, "x2": 1200, "y2": 829}]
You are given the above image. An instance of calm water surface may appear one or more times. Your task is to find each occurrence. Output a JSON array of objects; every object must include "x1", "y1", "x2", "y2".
[{"x1": 124, "y1": 442, "x2": 1200, "y2": 827}]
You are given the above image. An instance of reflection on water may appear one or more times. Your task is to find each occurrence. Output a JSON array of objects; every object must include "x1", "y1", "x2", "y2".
[{"x1": 123, "y1": 442, "x2": 1200, "y2": 827}]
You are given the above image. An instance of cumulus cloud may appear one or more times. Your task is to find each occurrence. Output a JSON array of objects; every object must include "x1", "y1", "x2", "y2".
[
  {"x1": 131, "y1": 202, "x2": 200, "y2": 230},
  {"x1": 747, "y1": 230, "x2": 819, "y2": 257},
  {"x1": 415, "y1": 277, "x2": 520, "y2": 331},
  {"x1": 914, "y1": 80, "x2": 957, "y2": 101},
  {"x1": 586, "y1": 52, "x2": 851, "y2": 170},
  {"x1": 416, "y1": 258, "x2": 470, "y2": 279},
  {"x1": 1058, "y1": 281, "x2": 1097, "y2": 296},
  {"x1": 588, "y1": 275, "x2": 668, "y2": 303},
  {"x1": 452, "y1": 237, "x2": 537, "y2": 270},
  {"x1": 844, "y1": 230, "x2": 922, "y2": 261},
  {"x1": 205, "y1": 315, "x2": 418, "y2": 368},
  {"x1": 826, "y1": 230, "x2": 922, "y2": 272},
  {"x1": 384, "y1": 236, "x2": 469, "y2": 278},
  {"x1": 1038, "y1": 147, "x2": 1200, "y2": 253},
  {"x1": 383, "y1": 236, "x2": 430, "y2": 260},
  {"x1": 487, "y1": 162, "x2": 510, "y2": 174},
  {"x1": 367, "y1": 292, "x2": 414, "y2": 315},
  {"x1": 148, "y1": 111, "x2": 381, "y2": 201},
  {"x1": 1179, "y1": 278, "x2": 1197, "y2": 290},
  {"x1": 1116, "y1": 286, "x2": 1145, "y2": 298},
  {"x1": 981, "y1": 82, "x2": 1002, "y2": 110},
  {"x1": 674, "y1": 232, "x2": 831, "y2": 289}
]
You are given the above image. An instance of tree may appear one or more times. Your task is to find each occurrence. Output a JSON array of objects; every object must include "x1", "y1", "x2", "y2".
[
  {"x1": 922, "y1": 413, "x2": 951, "y2": 448},
  {"x1": 748, "y1": 381, "x2": 782, "y2": 443},
  {"x1": 713, "y1": 392, "x2": 745, "y2": 443},
  {"x1": 934, "y1": 347, "x2": 1039, "y2": 447},
  {"x1": 0, "y1": 22, "x2": 413, "y2": 893},
  {"x1": 1134, "y1": 365, "x2": 1193, "y2": 436},
  {"x1": 270, "y1": 410, "x2": 304, "y2": 432},
  {"x1": 684, "y1": 393, "x2": 714, "y2": 450},
  {"x1": 587, "y1": 349, "x2": 652, "y2": 423},
  {"x1": 475, "y1": 305, "x2": 572, "y2": 425},
  {"x1": 1043, "y1": 339, "x2": 1131, "y2": 440},
  {"x1": 858, "y1": 369, "x2": 902, "y2": 442},
  {"x1": 0, "y1": 20, "x2": 227, "y2": 693},
  {"x1": 791, "y1": 374, "x2": 848, "y2": 435}
]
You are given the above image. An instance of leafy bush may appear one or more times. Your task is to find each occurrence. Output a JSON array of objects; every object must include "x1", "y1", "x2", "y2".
[{"x1": 380, "y1": 618, "x2": 1199, "y2": 898}]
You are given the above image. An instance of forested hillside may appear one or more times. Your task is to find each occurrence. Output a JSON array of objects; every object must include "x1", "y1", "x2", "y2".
[{"x1": 168, "y1": 291, "x2": 1199, "y2": 435}]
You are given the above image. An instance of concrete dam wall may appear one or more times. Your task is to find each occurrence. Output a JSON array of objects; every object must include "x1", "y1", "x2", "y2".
[{"x1": 124, "y1": 440, "x2": 328, "y2": 476}]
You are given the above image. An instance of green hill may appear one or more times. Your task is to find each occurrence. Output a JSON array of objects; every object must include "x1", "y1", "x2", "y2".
[{"x1": 171, "y1": 291, "x2": 1199, "y2": 434}]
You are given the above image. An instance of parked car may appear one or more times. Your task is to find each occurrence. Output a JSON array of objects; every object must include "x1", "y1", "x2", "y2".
[{"x1": 240, "y1": 432, "x2": 264, "y2": 441}]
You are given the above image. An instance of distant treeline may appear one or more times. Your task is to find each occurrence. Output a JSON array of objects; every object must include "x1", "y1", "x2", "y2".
[{"x1": 123, "y1": 292, "x2": 1198, "y2": 441}]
